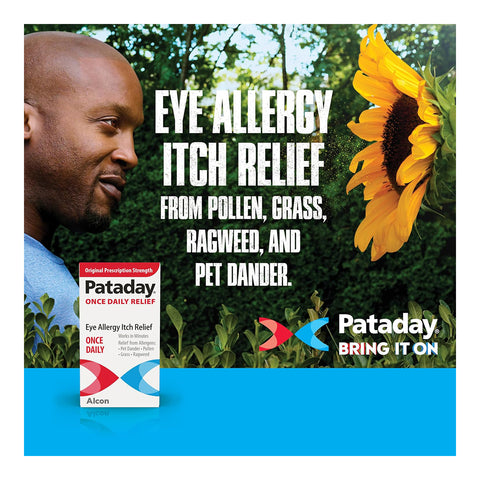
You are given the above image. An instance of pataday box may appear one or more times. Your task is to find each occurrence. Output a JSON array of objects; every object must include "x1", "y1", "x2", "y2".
[{"x1": 79, "y1": 262, "x2": 160, "y2": 407}]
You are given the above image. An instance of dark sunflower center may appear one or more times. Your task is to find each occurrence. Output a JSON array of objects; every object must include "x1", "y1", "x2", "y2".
[{"x1": 381, "y1": 94, "x2": 422, "y2": 193}]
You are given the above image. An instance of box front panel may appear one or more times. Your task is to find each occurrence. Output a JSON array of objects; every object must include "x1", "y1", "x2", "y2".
[{"x1": 79, "y1": 262, "x2": 160, "y2": 407}]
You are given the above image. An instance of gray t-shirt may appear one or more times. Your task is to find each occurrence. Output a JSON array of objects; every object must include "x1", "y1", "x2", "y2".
[{"x1": 24, "y1": 234, "x2": 79, "y2": 348}]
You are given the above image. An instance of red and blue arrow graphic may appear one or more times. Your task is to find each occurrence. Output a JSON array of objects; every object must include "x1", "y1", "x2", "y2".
[
  {"x1": 80, "y1": 359, "x2": 160, "y2": 396},
  {"x1": 259, "y1": 317, "x2": 329, "y2": 351}
]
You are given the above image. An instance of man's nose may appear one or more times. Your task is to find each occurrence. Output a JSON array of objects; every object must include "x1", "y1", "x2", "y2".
[{"x1": 111, "y1": 132, "x2": 138, "y2": 170}]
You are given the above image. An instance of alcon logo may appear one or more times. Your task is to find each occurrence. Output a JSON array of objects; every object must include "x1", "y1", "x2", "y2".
[{"x1": 258, "y1": 317, "x2": 329, "y2": 351}]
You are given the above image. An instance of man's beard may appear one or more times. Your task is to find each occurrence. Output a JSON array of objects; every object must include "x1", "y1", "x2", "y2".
[
  {"x1": 80, "y1": 206, "x2": 112, "y2": 233},
  {"x1": 78, "y1": 181, "x2": 120, "y2": 233}
]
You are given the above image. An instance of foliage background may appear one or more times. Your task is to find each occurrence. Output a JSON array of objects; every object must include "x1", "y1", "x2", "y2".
[{"x1": 24, "y1": 24, "x2": 456, "y2": 362}]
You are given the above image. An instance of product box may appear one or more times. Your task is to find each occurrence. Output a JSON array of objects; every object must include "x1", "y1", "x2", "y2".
[{"x1": 79, "y1": 262, "x2": 160, "y2": 407}]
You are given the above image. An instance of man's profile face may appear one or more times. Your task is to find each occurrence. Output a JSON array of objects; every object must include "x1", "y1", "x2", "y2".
[{"x1": 25, "y1": 40, "x2": 144, "y2": 234}]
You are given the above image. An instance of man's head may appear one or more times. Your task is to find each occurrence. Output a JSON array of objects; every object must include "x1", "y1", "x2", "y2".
[{"x1": 24, "y1": 31, "x2": 144, "y2": 245}]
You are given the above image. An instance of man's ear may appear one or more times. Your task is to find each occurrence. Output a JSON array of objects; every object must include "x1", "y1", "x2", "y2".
[{"x1": 24, "y1": 102, "x2": 37, "y2": 141}]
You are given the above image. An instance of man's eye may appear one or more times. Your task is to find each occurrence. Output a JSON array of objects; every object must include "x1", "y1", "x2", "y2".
[{"x1": 102, "y1": 118, "x2": 120, "y2": 129}]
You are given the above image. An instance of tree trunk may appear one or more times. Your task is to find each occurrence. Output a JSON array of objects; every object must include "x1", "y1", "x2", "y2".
[
  {"x1": 279, "y1": 25, "x2": 288, "y2": 90},
  {"x1": 179, "y1": 24, "x2": 195, "y2": 89}
]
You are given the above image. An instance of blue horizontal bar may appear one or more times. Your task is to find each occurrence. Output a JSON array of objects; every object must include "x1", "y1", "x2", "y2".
[{"x1": 24, "y1": 368, "x2": 455, "y2": 456}]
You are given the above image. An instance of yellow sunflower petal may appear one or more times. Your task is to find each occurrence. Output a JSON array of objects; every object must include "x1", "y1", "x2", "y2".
[
  {"x1": 418, "y1": 101, "x2": 441, "y2": 127},
  {"x1": 349, "y1": 141, "x2": 384, "y2": 173},
  {"x1": 347, "y1": 119, "x2": 384, "y2": 142},
  {"x1": 363, "y1": 175, "x2": 389, "y2": 200},
  {"x1": 375, "y1": 211, "x2": 405, "y2": 253},
  {"x1": 409, "y1": 124, "x2": 439, "y2": 159},
  {"x1": 418, "y1": 84, "x2": 441, "y2": 126},
  {"x1": 358, "y1": 106, "x2": 388, "y2": 123},
  {"x1": 359, "y1": 28, "x2": 390, "y2": 78},
  {"x1": 396, "y1": 175, "x2": 428, "y2": 240},
  {"x1": 359, "y1": 53, "x2": 381, "y2": 79},
  {"x1": 384, "y1": 226, "x2": 405, "y2": 253},
  {"x1": 368, "y1": 25, "x2": 390, "y2": 57},
  {"x1": 352, "y1": 71, "x2": 399, "y2": 107},
  {"x1": 368, "y1": 27, "x2": 422, "y2": 99},
  {"x1": 370, "y1": 242, "x2": 387, "y2": 261},
  {"x1": 346, "y1": 157, "x2": 385, "y2": 193},
  {"x1": 379, "y1": 52, "x2": 422, "y2": 98},
  {"x1": 354, "y1": 190, "x2": 398, "y2": 251},
  {"x1": 396, "y1": 154, "x2": 432, "y2": 185}
]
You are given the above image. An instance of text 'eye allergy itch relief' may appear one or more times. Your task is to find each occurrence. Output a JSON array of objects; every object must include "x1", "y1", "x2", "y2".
[{"x1": 79, "y1": 262, "x2": 161, "y2": 407}]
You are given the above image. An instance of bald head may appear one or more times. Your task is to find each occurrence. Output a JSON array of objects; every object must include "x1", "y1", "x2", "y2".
[{"x1": 25, "y1": 32, "x2": 134, "y2": 112}]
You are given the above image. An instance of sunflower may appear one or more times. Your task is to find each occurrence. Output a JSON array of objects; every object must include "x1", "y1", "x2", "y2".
[{"x1": 346, "y1": 24, "x2": 441, "y2": 261}]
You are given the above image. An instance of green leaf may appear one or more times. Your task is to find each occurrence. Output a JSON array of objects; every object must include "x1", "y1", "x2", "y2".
[
  {"x1": 24, "y1": 312, "x2": 35, "y2": 330},
  {"x1": 207, "y1": 353, "x2": 221, "y2": 368},
  {"x1": 42, "y1": 297, "x2": 55, "y2": 317},
  {"x1": 24, "y1": 300, "x2": 32, "y2": 314},
  {"x1": 244, "y1": 329, "x2": 257, "y2": 351},
  {"x1": 166, "y1": 343, "x2": 178, "y2": 358},
  {"x1": 226, "y1": 331, "x2": 239, "y2": 350},
  {"x1": 285, "y1": 307, "x2": 301, "y2": 326},
  {"x1": 192, "y1": 345, "x2": 204, "y2": 365},
  {"x1": 300, "y1": 357, "x2": 319, "y2": 368},
  {"x1": 178, "y1": 345, "x2": 194, "y2": 366},
  {"x1": 24, "y1": 337, "x2": 35, "y2": 354},
  {"x1": 307, "y1": 308, "x2": 319, "y2": 322},
  {"x1": 258, "y1": 330, "x2": 271, "y2": 345},
  {"x1": 70, "y1": 329, "x2": 80, "y2": 344},
  {"x1": 160, "y1": 349, "x2": 171, "y2": 368},
  {"x1": 421, "y1": 57, "x2": 435, "y2": 86},
  {"x1": 36, "y1": 343, "x2": 52, "y2": 362},
  {"x1": 52, "y1": 336, "x2": 67, "y2": 347},
  {"x1": 265, "y1": 355, "x2": 279, "y2": 368},
  {"x1": 203, "y1": 348, "x2": 223, "y2": 366},
  {"x1": 160, "y1": 357, "x2": 173, "y2": 368},
  {"x1": 449, "y1": 104, "x2": 456, "y2": 134},
  {"x1": 39, "y1": 293, "x2": 50, "y2": 305},
  {"x1": 73, "y1": 297, "x2": 80, "y2": 318},
  {"x1": 49, "y1": 325, "x2": 60, "y2": 337},
  {"x1": 434, "y1": 84, "x2": 451, "y2": 113},
  {"x1": 441, "y1": 138, "x2": 455, "y2": 155},
  {"x1": 32, "y1": 301, "x2": 42, "y2": 312},
  {"x1": 310, "y1": 290, "x2": 324, "y2": 312},
  {"x1": 25, "y1": 353, "x2": 33, "y2": 368},
  {"x1": 223, "y1": 314, "x2": 238, "y2": 333},
  {"x1": 439, "y1": 344, "x2": 449, "y2": 362},
  {"x1": 439, "y1": 299, "x2": 451, "y2": 312},
  {"x1": 215, "y1": 324, "x2": 228, "y2": 350},
  {"x1": 221, "y1": 350, "x2": 236, "y2": 368},
  {"x1": 242, "y1": 352, "x2": 254, "y2": 367},
  {"x1": 438, "y1": 324, "x2": 448, "y2": 339},
  {"x1": 423, "y1": 310, "x2": 434, "y2": 322},
  {"x1": 438, "y1": 304, "x2": 452, "y2": 327},
  {"x1": 65, "y1": 343, "x2": 79, "y2": 365},
  {"x1": 408, "y1": 301, "x2": 422, "y2": 320},
  {"x1": 166, "y1": 305, "x2": 183, "y2": 333},
  {"x1": 35, "y1": 312, "x2": 51, "y2": 334}
]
